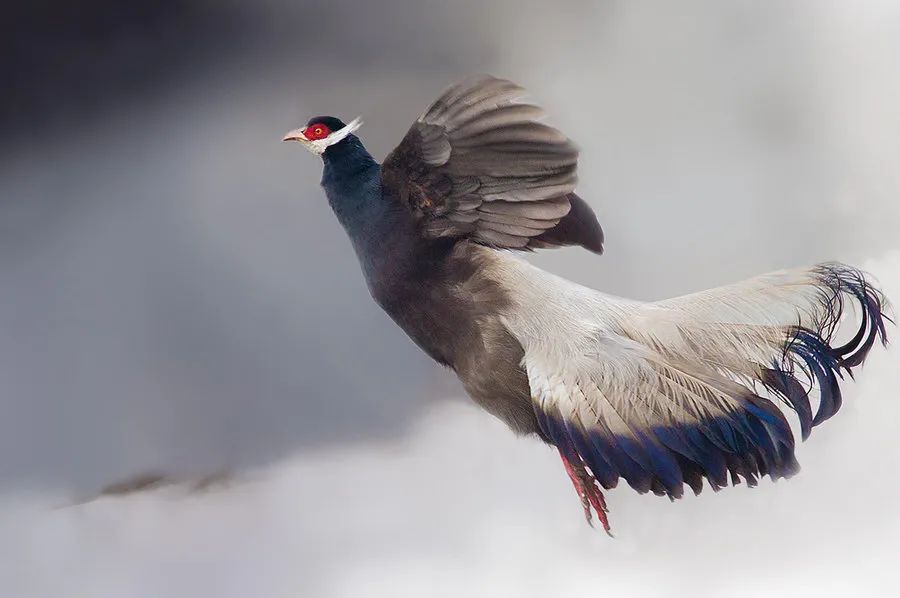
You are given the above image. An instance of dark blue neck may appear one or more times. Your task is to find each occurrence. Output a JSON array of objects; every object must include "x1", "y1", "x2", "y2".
[
  {"x1": 321, "y1": 134, "x2": 378, "y2": 180},
  {"x1": 320, "y1": 135, "x2": 382, "y2": 234},
  {"x1": 318, "y1": 135, "x2": 426, "y2": 294},
  {"x1": 320, "y1": 133, "x2": 412, "y2": 257}
]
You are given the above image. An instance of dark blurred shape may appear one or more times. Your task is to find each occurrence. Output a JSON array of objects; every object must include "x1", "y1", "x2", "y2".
[
  {"x1": 67, "y1": 469, "x2": 234, "y2": 506},
  {"x1": 95, "y1": 471, "x2": 170, "y2": 496},
  {"x1": 2, "y1": 0, "x2": 248, "y2": 140}
]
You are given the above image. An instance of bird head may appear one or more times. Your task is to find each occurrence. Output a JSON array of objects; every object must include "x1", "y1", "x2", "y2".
[{"x1": 282, "y1": 116, "x2": 363, "y2": 155}]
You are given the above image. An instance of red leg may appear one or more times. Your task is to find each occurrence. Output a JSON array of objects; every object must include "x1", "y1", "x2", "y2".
[{"x1": 558, "y1": 448, "x2": 613, "y2": 536}]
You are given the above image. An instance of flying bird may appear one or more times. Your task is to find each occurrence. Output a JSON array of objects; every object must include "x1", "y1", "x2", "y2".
[{"x1": 283, "y1": 75, "x2": 889, "y2": 534}]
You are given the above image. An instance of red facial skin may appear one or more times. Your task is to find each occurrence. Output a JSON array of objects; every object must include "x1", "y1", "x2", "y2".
[{"x1": 303, "y1": 123, "x2": 332, "y2": 140}]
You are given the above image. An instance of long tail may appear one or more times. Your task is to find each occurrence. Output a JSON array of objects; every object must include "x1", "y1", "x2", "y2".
[
  {"x1": 513, "y1": 260, "x2": 891, "y2": 498},
  {"x1": 641, "y1": 263, "x2": 889, "y2": 440}
]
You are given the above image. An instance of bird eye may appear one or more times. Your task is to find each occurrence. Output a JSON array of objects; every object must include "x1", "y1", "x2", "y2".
[{"x1": 315, "y1": 128, "x2": 323, "y2": 136}]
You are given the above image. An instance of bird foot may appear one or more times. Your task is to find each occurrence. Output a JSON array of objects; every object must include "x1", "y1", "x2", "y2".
[{"x1": 559, "y1": 449, "x2": 613, "y2": 536}]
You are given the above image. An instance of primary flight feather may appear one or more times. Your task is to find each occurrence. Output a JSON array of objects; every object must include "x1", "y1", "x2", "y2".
[{"x1": 283, "y1": 75, "x2": 889, "y2": 534}]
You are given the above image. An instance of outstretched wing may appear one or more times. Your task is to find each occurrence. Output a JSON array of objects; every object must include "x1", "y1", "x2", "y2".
[
  {"x1": 495, "y1": 258, "x2": 888, "y2": 497},
  {"x1": 380, "y1": 75, "x2": 604, "y2": 253}
]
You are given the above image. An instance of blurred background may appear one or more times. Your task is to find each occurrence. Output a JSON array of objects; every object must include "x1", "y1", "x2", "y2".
[{"x1": 2, "y1": 1, "x2": 899, "y2": 596}]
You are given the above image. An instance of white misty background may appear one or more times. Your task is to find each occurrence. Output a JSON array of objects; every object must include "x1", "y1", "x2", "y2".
[{"x1": 2, "y1": 2, "x2": 899, "y2": 596}]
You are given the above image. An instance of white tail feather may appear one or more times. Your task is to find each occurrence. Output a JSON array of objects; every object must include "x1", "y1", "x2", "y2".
[{"x1": 484, "y1": 248, "x2": 888, "y2": 495}]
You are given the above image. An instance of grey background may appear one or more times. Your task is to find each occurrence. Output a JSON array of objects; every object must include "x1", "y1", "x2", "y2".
[{"x1": 3, "y1": 1, "x2": 900, "y2": 596}]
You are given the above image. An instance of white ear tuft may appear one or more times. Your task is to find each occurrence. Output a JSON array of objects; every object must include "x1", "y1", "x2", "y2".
[{"x1": 323, "y1": 116, "x2": 363, "y2": 147}]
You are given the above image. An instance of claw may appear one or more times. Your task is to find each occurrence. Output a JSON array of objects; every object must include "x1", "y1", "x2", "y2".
[{"x1": 558, "y1": 448, "x2": 613, "y2": 535}]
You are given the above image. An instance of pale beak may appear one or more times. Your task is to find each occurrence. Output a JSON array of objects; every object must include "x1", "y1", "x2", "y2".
[{"x1": 282, "y1": 128, "x2": 308, "y2": 142}]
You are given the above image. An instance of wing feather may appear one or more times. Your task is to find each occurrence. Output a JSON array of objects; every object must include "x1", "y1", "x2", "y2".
[{"x1": 381, "y1": 75, "x2": 603, "y2": 253}]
